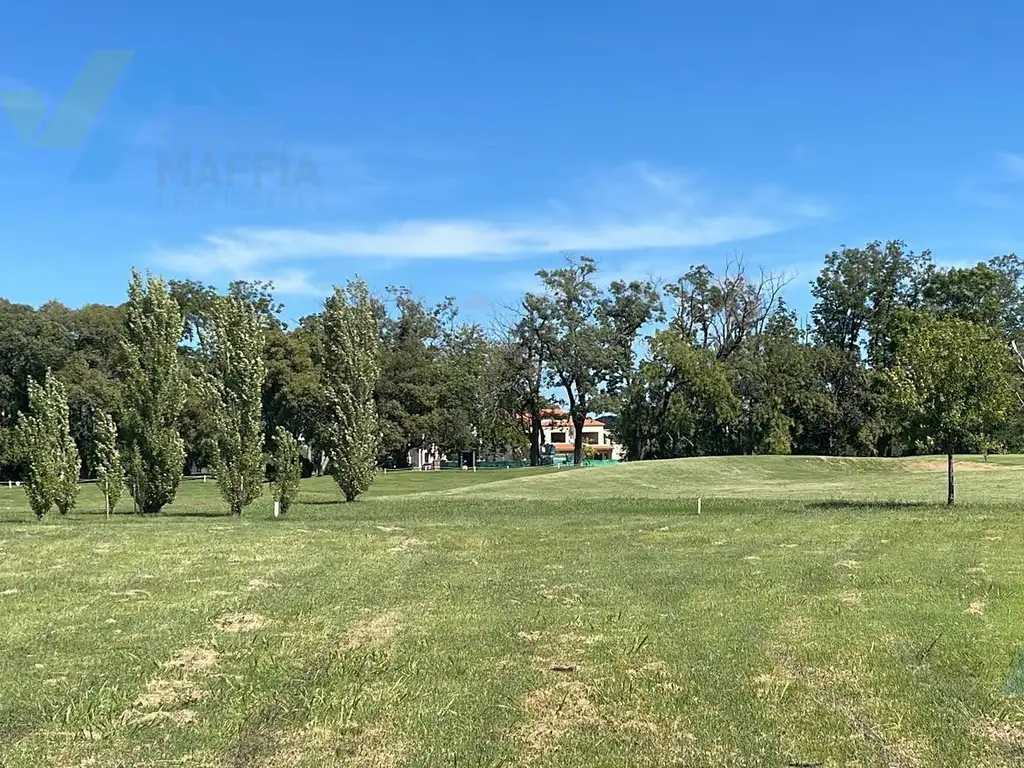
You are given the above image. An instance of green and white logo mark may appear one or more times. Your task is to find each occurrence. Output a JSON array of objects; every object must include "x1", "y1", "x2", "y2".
[
  {"x1": 0, "y1": 50, "x2": 219, "y2": 183},
  {"x1": 1, "y1": 50, "x2": 133, "y2": 147}
]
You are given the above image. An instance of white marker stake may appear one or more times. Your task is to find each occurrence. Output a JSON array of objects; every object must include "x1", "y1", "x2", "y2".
[
  {"x1": 274, "y1": 501, "x2": 281, "y2": 518},
  {"x1": 697, "y1": 497, "x2": 702, "y2": 516}
]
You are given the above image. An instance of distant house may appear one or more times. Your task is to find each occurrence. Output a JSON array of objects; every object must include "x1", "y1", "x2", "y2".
[
  {"x1": 538, "y1": 408, "x2": 624, "y2": 461},
  {"x1": 406, "y1": 444, "x2": 443, "y2": 469}
]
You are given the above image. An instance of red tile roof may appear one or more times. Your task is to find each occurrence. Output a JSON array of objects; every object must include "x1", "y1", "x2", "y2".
[
  {"x1": 539, "y1": 408, "x2": 606, "y2": 427},
  {"x1": 550, "y1": 442, "x2": 613, "y2": 453}
]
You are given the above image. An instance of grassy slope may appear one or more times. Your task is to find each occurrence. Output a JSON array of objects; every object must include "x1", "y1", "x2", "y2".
[
  {"x1": 1, "y1": 457, "x2": 1023, "y2": 767},
  {"x1": 448, "y1": 454, "x2": 1024, "y2": 504}
]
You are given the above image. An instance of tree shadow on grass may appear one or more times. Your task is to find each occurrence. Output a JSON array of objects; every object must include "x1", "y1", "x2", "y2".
[
  {"x1": 803, "y1": 500, "x2": 931, "y2": 512},
  {"x1": 301, "y1": 499, "x2": 344, "y2": 506}
]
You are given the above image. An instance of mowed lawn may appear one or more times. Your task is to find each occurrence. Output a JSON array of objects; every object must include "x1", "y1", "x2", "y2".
[{"x1": 1, "y1": 457, "x2": 1023, "y2": 767}]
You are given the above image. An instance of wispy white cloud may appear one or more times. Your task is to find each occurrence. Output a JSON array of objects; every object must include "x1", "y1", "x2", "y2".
[
  {"x1": 252, "y1": 269, "x2": 326, "y2": 297},
  {"x1": 960, "y1": 151, "x2": 1024, "y2": 211},
  {"x1": 0, "y1": 75, "x2": 38, "y2": 93},
  {"x1": 151, "y1": 162, "x2": 829, "y2": 293},
  {"x1": 997, "y1": 151, "x2": 1024, "y2": 180}
]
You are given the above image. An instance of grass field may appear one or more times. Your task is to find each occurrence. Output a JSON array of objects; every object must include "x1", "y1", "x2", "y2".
[{"x1": 2, "y1": 456, "x2": 1024, "y2": 767}]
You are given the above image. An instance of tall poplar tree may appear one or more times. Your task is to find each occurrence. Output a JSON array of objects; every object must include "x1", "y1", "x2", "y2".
[
  {"x1": 18, "y1": 370, "x2": 80, "y2": 518},
  {"x1": 319, "y1": 278, "x2": 383, "y2": 501},
  {"x1": 93, "y1": 409, "x2": 123, "y2": 516},
  {"x1": 119, "y1": 270, "x2": 186, "y2": 514},
  {"x1": 271, "y1": 426, "x2": 302, "y2": 515},
  {"x1": 203, "y1": 294, "x2": 268, "y2": 516}
]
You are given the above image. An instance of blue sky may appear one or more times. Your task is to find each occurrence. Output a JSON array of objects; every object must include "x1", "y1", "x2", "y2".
[{"x1": 4, "y1": 0, "x2": 1024, "y2": 325}]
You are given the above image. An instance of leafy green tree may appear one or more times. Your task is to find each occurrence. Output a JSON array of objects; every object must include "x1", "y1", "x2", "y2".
[
  {"x1": 54, "y1": 303, "x2": 124, "y2": 479},
  {"x1": 923, "y1": 263, "x2": 1018, "y2": 329},
  {"x1": 0, "y1": 299, "x2": 74, "y2": 479},
  {"x1": 811, "y1": 240, "x2": 932, "y2": 366},
  {"x1": 202, "y1": 294, "x2": 268, "y2": 516},
  {"x1": 924, "y1": 255, "x2": 1024, "y2": 453},
  {"x1": 170, "y1": 278, "x2": 284, "y2": 343},
  {"x1": 374, "y1": 288, "x2": 450, "y2": 466},
  {"x1": 434, "y1": 322, "x2": 491, "y2": 457},
  {"x1": 476, "y1": 336, "x2": 535, "y2": 460},
  {"x1": 525, "y1": 254, "x2": 658, "y2": 465},
  {"x1": 93, "y1": 409, "x2": 123, "y2": 516},
  {"x1": 319, "y1": 278, "x2": 383, "y2": 501},
  {"x1": 170, "y1": 278, "x2": 284, "y2": 473},
  {"x1": 178, "y1": 362, "x2": 220, "y2": 474},
  {"x1": 119, "y1": 270, "x2": 187, "y2": 514},
  {"x1": 263, "y1": 320, "x2": 324, "y2": 449},
  {"x1": 728, "y1": 302, "x2": 841, "y2": 455},
  {"x1": 887, "y1": 314, "x2": 1016, "y2": 504},
  {"x1": 271, "y1": 426, "x2": 302, "y2": 515},
  {"x1": 506, "y1": 315, "x2": 549, "y2": 465},
  {"x1": 17, "y1": 371, "x2": 80, "y2": 518},
  {"x1": 618, "y1": 329, "x2": 739, "y2": 460}
]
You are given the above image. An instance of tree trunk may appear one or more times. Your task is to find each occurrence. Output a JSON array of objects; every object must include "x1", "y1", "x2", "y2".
[
  {"x1": 529, "y1": 407, "x2": 542, "y2": 466},
  {"x1": 947, "y1": 451, "x2": 955, "y2": 506},
  {"x1": 572, "y1": 412, "x2": 585, "y2": 466}
]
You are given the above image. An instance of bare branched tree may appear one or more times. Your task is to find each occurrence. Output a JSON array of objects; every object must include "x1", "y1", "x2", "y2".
[{"x1": 664, "y1": 255, "x2": 793, "y2": 359}]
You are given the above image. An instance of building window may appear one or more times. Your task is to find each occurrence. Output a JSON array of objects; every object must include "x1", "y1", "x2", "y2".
[
  {"x1": 582, "y1": 432, "x2": 600, "y2": 445},
  {"x1": 550, "y1": 431, "x2": 566, "y2": 443}
]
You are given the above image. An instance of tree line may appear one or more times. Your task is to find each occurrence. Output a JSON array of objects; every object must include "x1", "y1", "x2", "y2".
[{"x1": 1, "y1": 239, "x2": 1022, "y2": 514}]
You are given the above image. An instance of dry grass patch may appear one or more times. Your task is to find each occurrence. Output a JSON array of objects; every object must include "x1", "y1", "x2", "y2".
[
  {"x1": 267, "y1": 725, "x2": 334, "y2": 766},
  {"x1": 966, "y1": 600, "x2": 987, "y2": 616},
  {"x1": 110, "y1": 589, "x2": 150, "y2": 600},
  {"x1": 121, "y1": 709, "x2": 198, "y2": 727},
  {"x1": 163, "y1": 647, "x2": 220, "y2": 673},
  {"x1": 132, "y1": 679, "x2": 204, "y2": 710},
  {"x1": 905, "y1": 459, "x2": 1002, "y2": 472},
  {"x1": 342, "y1": 610, "x2": 402, "y2": 651},
  {"x1": 755, "y1": 648, "x2": 935, "y2": 765},
  {"x1": 537, "y1": 583, "x2": 584, "y2": 605},
  {"x1": 982, "y1": 717, "x2": 1024, "y2": 750},
  {"x1": 272, "y1": 721, "x2": 407, "y2": 768},
  {"x1": 520, "y1": 680, "x2": 600, "y2": 757},
  {"x1": 558, "y1": 632, "x2": 607, "y2": 648},
  {"x1": 386, "y1": 537, "x2": 427, "y2": 554},
  {"x1": 247, "y1": 578, "x2": 281, "y2": 591},
  {"x1": 518, "y1": 678, "x2": 675, "y2": 761},
  {"x1": 345, "y1": 723, "x2": 408, "y2": 768},
  {"x1": 215, "y1": 612, "x2": 269, "y2": 633}
]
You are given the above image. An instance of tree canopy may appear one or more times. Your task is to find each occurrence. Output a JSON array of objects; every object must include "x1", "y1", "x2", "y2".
[{"x1": 1, "y1": 240, "x2": 1023, "y2": 513}]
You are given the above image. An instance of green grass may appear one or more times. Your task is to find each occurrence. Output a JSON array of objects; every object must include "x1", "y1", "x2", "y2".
[{"x1": 1, "y1": 457, "x2": 1023, "y2": 766}]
